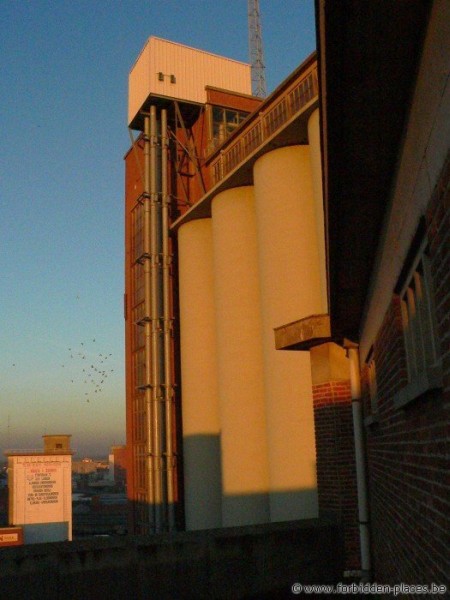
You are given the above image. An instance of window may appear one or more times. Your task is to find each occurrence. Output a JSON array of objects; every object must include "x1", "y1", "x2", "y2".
[
  {"x1": 400, "y1": 253, "x2": 440, "y2": 378},
  {"x1": 209, "y1": 106, "x2": 249, "y2": 151},
  {"x1": 132, "y1": 203, "x2": 144, "y2": 262},
  {"x1": 394, "y1": 244, "x2": 442, "y2": 408}
]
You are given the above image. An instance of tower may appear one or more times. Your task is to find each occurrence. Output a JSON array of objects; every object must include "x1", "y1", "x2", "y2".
[
  {"x1": 125, "y1": 37, "x2": 256, "y2": 534},
  {"x1": 248, "y1": 0, "x2": 267, "y2": 97}
]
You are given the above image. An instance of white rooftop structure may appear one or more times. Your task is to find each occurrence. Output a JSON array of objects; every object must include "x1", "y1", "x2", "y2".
[{"x1": 128, "y1": 36, "x2": 252, "y2": 128}]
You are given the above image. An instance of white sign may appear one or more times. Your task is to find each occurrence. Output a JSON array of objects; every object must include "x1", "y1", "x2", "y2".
[{"x1": 8, "y1": 454, "x2": 72, "y2": 540}]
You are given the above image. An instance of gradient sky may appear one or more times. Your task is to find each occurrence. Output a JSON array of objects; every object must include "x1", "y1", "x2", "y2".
[{"x1": 0, "y1": 0, "x2": 316, "y2": 458}]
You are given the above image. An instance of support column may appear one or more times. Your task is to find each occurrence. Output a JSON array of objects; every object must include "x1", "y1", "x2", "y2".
[
  {"x1": 211, "y1": 186, "x2": 270, "y2": 527},
  {"x1": 178, "y1": 219, "x2": 222, "y2": 530},
  {"x1": 310, "y1": 342, "x2": 360, "y2": 570},
  {"x1": 253, "y1": 146, "x2": 322, "y2": 521}
]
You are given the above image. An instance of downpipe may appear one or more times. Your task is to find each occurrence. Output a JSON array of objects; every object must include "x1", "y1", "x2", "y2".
[{"x1": 345, "y1": 344, "x2": 372, "y2": 582}]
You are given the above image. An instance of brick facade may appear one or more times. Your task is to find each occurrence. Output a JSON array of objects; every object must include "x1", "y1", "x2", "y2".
[
  {"x1": 364, "y1": 155, "x2": 450, "y2": 586},
  {"x1": 313, "y1": 379, "x2": 360, "y2": 570}
]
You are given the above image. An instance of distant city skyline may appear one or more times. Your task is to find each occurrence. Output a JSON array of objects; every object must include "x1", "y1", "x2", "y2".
[{"x1": 0, "y1": 0, "x2": 316, "y2": 457}]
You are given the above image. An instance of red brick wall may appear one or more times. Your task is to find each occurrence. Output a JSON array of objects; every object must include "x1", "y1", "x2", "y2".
[
  {"x1": 365, "y1": 155, "x2": 450, "y2": 585},
  {"x1": 313, "y1": 380, "x2": 360, "y2": 570}
]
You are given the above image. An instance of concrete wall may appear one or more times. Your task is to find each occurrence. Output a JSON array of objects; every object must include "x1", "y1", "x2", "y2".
[{"x1": 0, "y1": 520, "x2": 342, "y2": 600}]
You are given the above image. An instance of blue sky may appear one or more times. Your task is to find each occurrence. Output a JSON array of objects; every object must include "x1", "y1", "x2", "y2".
[{"x1": 0, "y1": 0, "x2": 316, "y2": 458}]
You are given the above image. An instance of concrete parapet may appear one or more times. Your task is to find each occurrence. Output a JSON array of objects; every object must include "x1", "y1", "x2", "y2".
[{"x1": 0, "y1": 519, "x2": 343, "y2": 599}]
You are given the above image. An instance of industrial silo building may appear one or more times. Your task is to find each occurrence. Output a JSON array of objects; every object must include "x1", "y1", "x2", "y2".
[{"x1": 124, "y1": 37, "x2": 324, "y2": 535}]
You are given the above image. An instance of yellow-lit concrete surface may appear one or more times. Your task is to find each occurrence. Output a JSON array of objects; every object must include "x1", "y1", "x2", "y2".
[
  {"x1": 211, "y1": 186, "x2": 270, "y2": 526},
  {"x1": 178, "y1": 219, "x2": 222, "y2": 530},
  {"x1": 310, "y1": 342, "x2": 350, "y2": 385},
  {"x1": 307, "y1": 109, "x2": 328, "y2": 313},
  {"x1": 254, "y1": 146, "x2": 322, "y2": 521}
]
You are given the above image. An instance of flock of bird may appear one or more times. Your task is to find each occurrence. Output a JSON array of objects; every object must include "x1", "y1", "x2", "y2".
[
  {"x1": 63, "y1": 339, "x2": 115, "y2": 402},
  {"x1": 10, "y1": 338, "x2": 116, "y2": 403}
]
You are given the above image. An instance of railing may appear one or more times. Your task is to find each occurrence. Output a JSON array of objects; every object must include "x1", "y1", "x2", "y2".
[
  {"x1": 4, "y1": 449, "x2": 43, "y2": 454},
  {"x1": 3, "y1": 449, "x2": 73, "y2": 455},
  {"x1": 211, "y1": 63, "x2": 318, "y2": 185}
]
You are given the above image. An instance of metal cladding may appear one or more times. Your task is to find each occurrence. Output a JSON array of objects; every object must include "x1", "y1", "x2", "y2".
[{"x1": 128, "y1": 37, "x2": 252, "y2": 129}]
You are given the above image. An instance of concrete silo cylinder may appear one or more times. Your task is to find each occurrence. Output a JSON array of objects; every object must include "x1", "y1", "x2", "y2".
[
  {"x1": 178, "y1": 218, "x2": 222, "y2": 530},
  {"x1": 253, "y1": 145, "x2": 322, "y2": 521},
  {"x1": 211, "y1": 186, "x2": 270, "y2": 527}
]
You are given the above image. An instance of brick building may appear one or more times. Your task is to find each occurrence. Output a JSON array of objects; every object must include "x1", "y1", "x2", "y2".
[{"x1": 276, "y1": 0, "x2": 449, "y2": 583}]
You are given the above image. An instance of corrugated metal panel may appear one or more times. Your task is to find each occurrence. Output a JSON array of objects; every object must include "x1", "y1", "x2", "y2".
[{"x1": 129, "y1": 37, "x2": 251, "y2": 127}]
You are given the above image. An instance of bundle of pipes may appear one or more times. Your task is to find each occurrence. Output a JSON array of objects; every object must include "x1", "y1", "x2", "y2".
[{"x1": 142, "y1": 106, "x2": 176, "y2": 532}]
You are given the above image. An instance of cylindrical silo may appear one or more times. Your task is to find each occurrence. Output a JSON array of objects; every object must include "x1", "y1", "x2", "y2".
[
  {"x1": 253, "y1": 145, "x2": 323, "y2": 522},
  {"x1": 178, "y1": 218, "x2": 222, "y2": 530},
  {"x1": 307, "y1": 108, "x2": 327, "y2": 313},
  {"x1": 211, "y1": 186, "x2": 270, "y2": 527}
]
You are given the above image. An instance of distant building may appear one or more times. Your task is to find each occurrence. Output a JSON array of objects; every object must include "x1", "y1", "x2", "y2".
[
  {"x1": 5, "y1": 435, "x2": 73, "y2": 543},
  {"x1": 108, "y1": 445, "x2": 127, "y2": 489},
  {"x1": 72, "y1": 458, "x2": 99, "y2": 475},
  {"x1": 72, "y1": 457, "x2": 108, "y2": 475}
]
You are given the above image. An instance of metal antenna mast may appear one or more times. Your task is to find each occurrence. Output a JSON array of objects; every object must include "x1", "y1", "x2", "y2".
[{"x1": 248, "y1": 0, "x2": 267, "y2": 97}]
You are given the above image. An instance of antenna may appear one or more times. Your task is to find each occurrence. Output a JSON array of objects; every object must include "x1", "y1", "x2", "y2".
[{"x1": 248, "y1": 0, "x2": 267, "y2": 98}]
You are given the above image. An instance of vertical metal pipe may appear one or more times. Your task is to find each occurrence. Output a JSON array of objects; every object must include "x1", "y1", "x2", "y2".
[
  {"x1": 150, "y1": 105, "x2": 163, "y2": 531},
  {"x1": 143, "y1": 115, "x2": 155, "y2": 530},
  {"x1": 348, "y1": 346, "x2": 372, "y2": 580},
  {"x1": 161, "y1": 109, "x2": 175, "y2": 530}
]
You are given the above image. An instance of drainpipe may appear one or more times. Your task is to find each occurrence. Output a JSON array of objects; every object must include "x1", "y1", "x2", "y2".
[
  {"x1": 161, "y1": 108, "x2": 176, "y2": 530},
  {"x1": 347, "y1": 344, "x2": 371, "y2": 581},
  {"x1": 143, "y1": 115, "x2": 155, "y2": 531},
  {"x1": 150, "y1": 105, "x2": 163, "y2": 532}
]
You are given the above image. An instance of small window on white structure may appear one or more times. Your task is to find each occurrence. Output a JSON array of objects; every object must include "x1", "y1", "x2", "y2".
[{"x1": 399, "y1": 248, "x2": 441, "y2": 383}]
